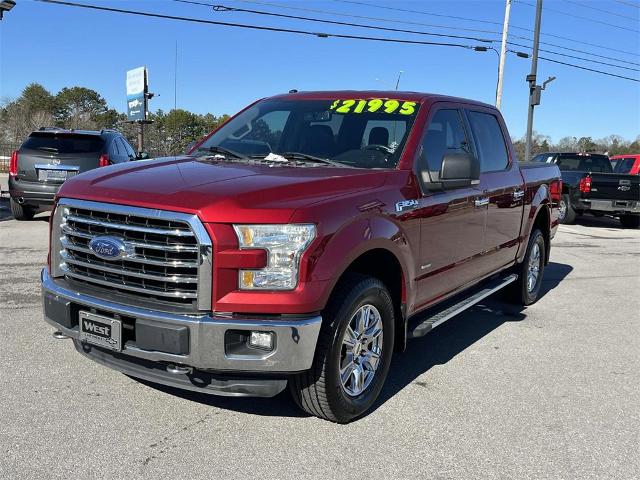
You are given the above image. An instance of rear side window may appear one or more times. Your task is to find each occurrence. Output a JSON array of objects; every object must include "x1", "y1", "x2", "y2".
[
  {"x1": 557, "y1": 155, "x2": 612, "y2": 173},
  {"x1": 420, "y1": 109, "x2": 470, "y2": 182},
  {"x1": 613, "y1": 158, "x2": 636, "y2": 174},
  {"x1": 467, "y1": 111, "x2": 509, "y2": 172},
  {"x1": 22, "y1": 133, "x2": 104, "y2": 154}
]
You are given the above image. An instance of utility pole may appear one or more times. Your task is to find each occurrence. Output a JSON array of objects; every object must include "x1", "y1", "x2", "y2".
[
  {"x1": 495, "y1": 0, "x2": 512, "y2": 110},
  {"x1": 524, "y1": 0, "x2": 543, "y2": 163}
]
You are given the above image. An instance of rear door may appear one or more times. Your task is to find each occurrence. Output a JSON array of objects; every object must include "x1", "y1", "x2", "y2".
[
  {"x1": 413, "y1": 106, "x2": 487, "y2": 308},
  {"x1": 465, "y1": 108, "x2": 524, "y2": 274},
  {"x1": 17, "y1": 132, "x2": 105, "y2": 184}
]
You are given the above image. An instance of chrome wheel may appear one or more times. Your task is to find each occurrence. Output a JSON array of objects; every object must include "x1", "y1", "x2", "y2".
[
  {"x1": 558, "y1": 199, "x2": 567, "y2": 222},
  {"x1": 527, "y1": 243, "x2": 541, "y2": 293},
  {"x1": 339, "y1": 304, "x2": 384, "y2": 397}
]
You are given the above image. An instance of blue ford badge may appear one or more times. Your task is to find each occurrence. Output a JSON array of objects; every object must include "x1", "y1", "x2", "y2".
[{"x1": 89, "y1": 236, "x2": 127, "y2": 261}]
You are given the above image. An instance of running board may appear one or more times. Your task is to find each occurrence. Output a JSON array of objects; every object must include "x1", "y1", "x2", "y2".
[{"x1": 407, "y1": 274, "x2": 518, "y2": 339}]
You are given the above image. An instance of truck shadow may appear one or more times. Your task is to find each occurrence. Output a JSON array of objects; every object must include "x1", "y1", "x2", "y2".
[
  {"x1": 568, "y1": 214, "x2": 625, "y2": 229},
  {"x1": 136, "y1": 262, "x2": 573, "y2": 420},
  {"x1": 371, "y1": 261, "x2": 573, "y2": 416}
]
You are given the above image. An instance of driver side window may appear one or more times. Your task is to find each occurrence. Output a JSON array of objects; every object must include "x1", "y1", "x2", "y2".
[{"x1": 420, "y1": 109, "x2": 470, "y2": 183}]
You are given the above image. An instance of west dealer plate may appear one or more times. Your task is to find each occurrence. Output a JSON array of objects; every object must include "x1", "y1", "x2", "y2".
[{"x1": 79, "y1": 311, "x2": 122, "y2": 352}]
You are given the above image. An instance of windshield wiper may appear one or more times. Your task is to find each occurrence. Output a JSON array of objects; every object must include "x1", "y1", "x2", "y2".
[
  {"x1": 277, "y1": 152, "x2": 352, "y2": 168},
  {"x1": 196, "y1": 145, "x2": 246, "y2": 159}
]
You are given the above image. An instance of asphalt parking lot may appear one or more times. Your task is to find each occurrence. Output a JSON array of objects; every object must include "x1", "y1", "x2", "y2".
[{"x1": 1, "y1": 184, "x2": 639, "y2": 479}]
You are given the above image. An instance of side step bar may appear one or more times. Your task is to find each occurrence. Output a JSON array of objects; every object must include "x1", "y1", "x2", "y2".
[{"x1": 407, "y1": 274, "x2": 518, "y2": 339}]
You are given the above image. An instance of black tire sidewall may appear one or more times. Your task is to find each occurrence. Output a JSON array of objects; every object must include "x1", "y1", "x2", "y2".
[
  {"x1": 325, "y1": 280, "x2": 395, "y2": 420},
  {"x1": 560, "y1": 194, "x2": 575, "y2": 224},
  {"x1": 521, "y1": 229, "x2": 546, "y2": 305}
]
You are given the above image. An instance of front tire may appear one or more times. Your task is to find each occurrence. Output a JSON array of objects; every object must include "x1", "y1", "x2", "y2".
[
  {"x1": 10, "y1": 198, "x2": 36, "y2": 221},
  {"x1": 620, "y1": 215, "x2": 640, "y2": 229},
  {"x1": 506, "y1": 228, "x2": 546, "y2": 306},
  {"x1": 290, "y1": 274, "x2": 395, "y2": 423}
]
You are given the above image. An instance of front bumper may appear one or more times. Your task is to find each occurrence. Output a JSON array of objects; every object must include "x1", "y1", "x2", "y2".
[
  {"x1": 577, "y1": 198, "x2": 640, "y2": 214},
  {"x1": 42, "y1": 268, "x2": 322, "y2": 395},
  {"x1": 8, "y1": 177, "x2": 60, "y2": 206}
]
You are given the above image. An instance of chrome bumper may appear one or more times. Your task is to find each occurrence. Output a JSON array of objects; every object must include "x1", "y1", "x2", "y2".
[
  {"x1": 41, "y1": 268, "x2": 322, "y2": 373},
  {"x1": 578, "y1": 199, "x2": 640, "y2": 213}
]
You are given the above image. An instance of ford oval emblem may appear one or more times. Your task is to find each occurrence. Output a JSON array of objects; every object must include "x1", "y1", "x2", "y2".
[{"x1": 89, "y1": 236, "x2": 127, "y2": 261}]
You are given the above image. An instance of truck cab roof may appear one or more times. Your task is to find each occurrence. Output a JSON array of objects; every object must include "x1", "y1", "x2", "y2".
[{"x1": 270, "y1": 90, "x2": 496, "y2": 109}]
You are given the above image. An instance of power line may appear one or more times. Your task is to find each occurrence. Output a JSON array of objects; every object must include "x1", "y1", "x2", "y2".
[
  {"x1": 33, "y1": 0, "x2": 640, "y2": 83},
  {"x1": 614, "y1": 0, "x2": 640, "y2": 10},
  {"x1": 214, "y1": 0, "x2": 640, "y2": 68},
  {"x1": 337, "y1": 0, "x2": 504, "y2": 27},
  {"x1": 34, "y1": 0, "x2": 481, "y2": 50},
  {"x1": 564, "y1": 0, "x2": 640, "y2": 21},
  {"x1": 234, "y1": 0, "x2": 505, "y2": 36},
  {"x1": 332, "y1": 0, "x2": 640, "y2": 57},
  {"x1": 508, "y1": 41, "x2": 640, "y2": 72},
  {"x1": 516, "y1": 0, "x2": 640, "y2": 33},
  {"x1": 535, "y1": 55, "x2": 640, "y2": 82},
  {"x1": 172, "y1": 0, "x2": 494, "y2": 43}
]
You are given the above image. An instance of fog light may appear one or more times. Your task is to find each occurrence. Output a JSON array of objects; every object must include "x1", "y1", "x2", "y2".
[{"x1": 248, "y1": 331, "x2": 274, "y2": 351}]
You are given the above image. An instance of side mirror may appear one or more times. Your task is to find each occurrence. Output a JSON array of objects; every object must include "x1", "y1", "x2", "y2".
[
  {"x1": 136, "y1": 151, "x2": 150, "y2": 160},
  {"x1": 439, "y1": 152, "x2": 480, "y2": 189}
]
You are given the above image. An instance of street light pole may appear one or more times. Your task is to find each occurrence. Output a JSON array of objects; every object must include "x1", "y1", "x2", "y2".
[
  {"x1": 524, "y1": 0, "x2": 543, "y2": 163},
  {"x1": 495, "y1": 0, "x2": 512, "y2": 110}
]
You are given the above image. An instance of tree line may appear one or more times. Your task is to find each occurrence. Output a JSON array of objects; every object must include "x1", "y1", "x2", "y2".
[
  {"x1": 0, "y1": 83, "x2": 229, "y2": 157},
  {"x1": 1, "y1": 82, "x2": 638, "y2": 159}
]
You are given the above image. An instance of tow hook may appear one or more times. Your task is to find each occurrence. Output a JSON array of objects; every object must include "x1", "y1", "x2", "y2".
[
  {"x1": 52, "y1": 331, "x2": 69, "y2": 339},
  {"x1": 166, "y1": 364, "x2": 193, "y2": 375}
]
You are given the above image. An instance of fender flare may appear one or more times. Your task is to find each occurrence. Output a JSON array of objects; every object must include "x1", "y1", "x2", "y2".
[
  {"x1": 517, "y1": 184, "x2": 551, "y2": 264},
  {"x1": 307, "y1": 214, "x2": 414, "y2": 315}
]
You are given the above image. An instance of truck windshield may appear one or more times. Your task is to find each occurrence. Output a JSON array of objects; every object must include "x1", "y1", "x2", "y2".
[
  {"x1": 194, "y1": 98, "x2": 421, "y2": 168},
  {"x1": 556, "y1": 155, "x2": 612, "y2": 173},
  {"x1": 613, "y1": 158, "x2": 635, "y2": 174}
]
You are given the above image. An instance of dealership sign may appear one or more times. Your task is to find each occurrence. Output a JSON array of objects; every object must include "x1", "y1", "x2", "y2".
[{"x1": 126, "y1": 66, "x2": 146, "y2": 121}]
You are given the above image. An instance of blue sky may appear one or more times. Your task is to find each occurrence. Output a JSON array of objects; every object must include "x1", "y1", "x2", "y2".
[{"x1": 0, "y1": 0, "x2": 638, "y2": 142}]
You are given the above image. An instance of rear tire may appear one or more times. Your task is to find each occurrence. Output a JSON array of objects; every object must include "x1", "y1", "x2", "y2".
[
  {"x1": 620, "y1": 215, "x2": 640, "y2": 229},
  {"x1": 506, "y1": 228, "x2": 546, "y2": 306},
  {"x1": 289, "y1": 274, "x2": 395, "y2": 423},
  {"x1": 559, "y1": 194, "x2": 575, "y2": 224},
  {"x1": 10, "y1": 198, "x2": 36, "y2": 221}
]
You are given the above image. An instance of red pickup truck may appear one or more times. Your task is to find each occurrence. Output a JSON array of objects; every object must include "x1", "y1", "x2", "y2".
[{"x1": 42, "y1": 91, "x2": 561, "y2": 422}]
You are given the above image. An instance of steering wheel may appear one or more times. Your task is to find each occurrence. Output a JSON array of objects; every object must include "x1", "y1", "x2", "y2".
[{"x1": 364, "y1": 144, "x2": 394, "y2": 155}]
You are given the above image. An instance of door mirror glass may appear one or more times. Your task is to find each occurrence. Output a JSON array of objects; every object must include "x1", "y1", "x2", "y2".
[
  {"x1": 135, "y1": 151, "x2": 150, "y2": 160},
  {"x1": 439, "y1": 152, "x2": 480, "y2": 189}
]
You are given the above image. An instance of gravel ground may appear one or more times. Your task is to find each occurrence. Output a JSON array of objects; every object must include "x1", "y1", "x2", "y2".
[{"x1": 1, "y1": 187, "x2": 639, "y2": 479}]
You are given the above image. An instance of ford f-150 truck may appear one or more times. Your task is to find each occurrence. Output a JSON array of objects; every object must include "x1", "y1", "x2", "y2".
[
  {"x1": 532, "y1": 152, "x2": 640, "y2": 228},
  {"x1": 42, "y1": 91, "x2": 561, "y2": 423}
]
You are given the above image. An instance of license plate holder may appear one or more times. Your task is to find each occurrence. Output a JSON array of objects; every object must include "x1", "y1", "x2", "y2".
[
  {"x1": 41, "y1": 169, "x2": 68, "y2": 181},
  {"x1": 79, "y1": 311, "x2": 122, "y2": 351}
]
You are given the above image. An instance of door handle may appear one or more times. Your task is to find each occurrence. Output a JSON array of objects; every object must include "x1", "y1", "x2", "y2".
[
  {"x1": 474, "y1": 197, "x2": 489, "y2": 207},
  {"x1": 513, "y1": 190, "x2": 525, "y2": 200}
]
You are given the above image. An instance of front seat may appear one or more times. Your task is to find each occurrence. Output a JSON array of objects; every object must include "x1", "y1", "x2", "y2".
[
  {"x1": 300, "y1": 125, "x2": 335, "y2": 157},
  {"x1": 368, "y1": 127, "x2": 389, "y2": 146}
]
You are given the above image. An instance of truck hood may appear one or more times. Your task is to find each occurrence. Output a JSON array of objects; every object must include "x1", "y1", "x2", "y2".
[{"x1": 58, "y1": 156, "x2": 388, "y2": 223}]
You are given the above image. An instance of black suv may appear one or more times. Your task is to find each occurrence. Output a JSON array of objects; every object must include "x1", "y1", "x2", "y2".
[{"x1": 8, "y1": 128, "x2": 139, "y2": 220}]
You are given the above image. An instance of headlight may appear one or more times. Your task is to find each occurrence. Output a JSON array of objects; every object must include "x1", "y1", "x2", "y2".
[{"x1": 233, "y1": 224, "x2": 316, "y2": 290}]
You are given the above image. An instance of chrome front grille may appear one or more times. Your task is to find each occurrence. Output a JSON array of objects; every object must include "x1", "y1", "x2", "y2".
[{"x1": 51, "y1": 198, "x2": 212, "y2": 311}]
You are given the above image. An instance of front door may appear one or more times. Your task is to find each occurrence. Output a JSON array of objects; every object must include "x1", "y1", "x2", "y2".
[{"x1": 413, "y1": 108, "x2": 487, "y2": 309}]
